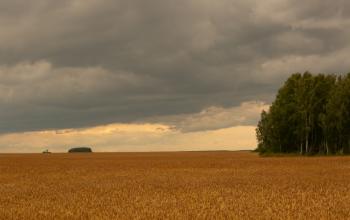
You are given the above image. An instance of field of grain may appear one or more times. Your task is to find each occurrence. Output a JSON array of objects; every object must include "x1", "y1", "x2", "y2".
[{"x1": 1, "y1": 152, "x2": 350, "y2": 219}]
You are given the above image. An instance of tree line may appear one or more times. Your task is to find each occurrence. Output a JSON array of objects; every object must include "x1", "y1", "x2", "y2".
[{"x1": 256, "y1": 72, "x2": 350, "y2": 155}]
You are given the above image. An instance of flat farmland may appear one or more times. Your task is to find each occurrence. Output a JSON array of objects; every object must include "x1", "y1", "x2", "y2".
[{"x1": 1, "y1": 152, "x2": 350, "y2": 219}]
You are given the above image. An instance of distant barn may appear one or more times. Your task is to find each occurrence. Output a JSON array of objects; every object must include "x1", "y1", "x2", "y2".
[{"x1": 68, "y1": 147, "x2": 92, "y2": 153}]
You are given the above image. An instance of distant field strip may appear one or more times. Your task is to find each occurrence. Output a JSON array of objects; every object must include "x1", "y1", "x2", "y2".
[{"x1": 1, "y1": 152, "x2": 350, "y2": 219}]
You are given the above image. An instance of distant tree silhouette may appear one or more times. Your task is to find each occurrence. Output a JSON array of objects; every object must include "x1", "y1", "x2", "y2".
[{"x1": 68, "y1": 147, "x2": 92, "y2": 153}]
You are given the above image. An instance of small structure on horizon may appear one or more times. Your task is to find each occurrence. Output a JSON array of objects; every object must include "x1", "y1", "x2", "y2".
[
  {"x1": 42, "y1": 149, "x2": 51, "y2": 154},
  {"x1": 68, "y1": 147, "x2": 93, "y2": 153}
]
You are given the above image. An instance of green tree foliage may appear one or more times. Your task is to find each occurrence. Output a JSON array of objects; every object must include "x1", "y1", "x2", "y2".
[{"x1": 256, "y1": 72, "x2": 350, "y2": 155}]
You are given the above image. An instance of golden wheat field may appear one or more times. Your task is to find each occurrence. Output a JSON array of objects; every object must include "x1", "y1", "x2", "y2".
[{"x1": 1, "y1": 151, "x2": 350, "y2": 219}]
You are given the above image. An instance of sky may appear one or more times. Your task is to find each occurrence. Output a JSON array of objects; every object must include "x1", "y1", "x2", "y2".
[{"x1": 0, "y1": 0, "x2": 349, "y2": 152}]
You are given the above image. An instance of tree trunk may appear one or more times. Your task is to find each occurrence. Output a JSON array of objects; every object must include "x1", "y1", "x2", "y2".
[
  {"x1": 305, "y1": 114, "x2": 310, "y2": 154},
  {"x1": 306, "y1": 136, "x2": 309, "y2": 154}
]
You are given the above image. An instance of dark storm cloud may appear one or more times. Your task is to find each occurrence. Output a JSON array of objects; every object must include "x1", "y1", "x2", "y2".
[{"x1": 0, "y1": 0, "x2": 349, "y2": 133}]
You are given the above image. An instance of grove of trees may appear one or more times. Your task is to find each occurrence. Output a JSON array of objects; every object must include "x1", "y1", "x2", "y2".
[{"x1": 256, "y1": 72, "x2": 350, "y2": 155}]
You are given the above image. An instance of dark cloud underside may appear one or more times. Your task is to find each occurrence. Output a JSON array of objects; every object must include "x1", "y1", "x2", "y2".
[{"x1": 0, "y1": 0, "x2": 349, "y2": 133}]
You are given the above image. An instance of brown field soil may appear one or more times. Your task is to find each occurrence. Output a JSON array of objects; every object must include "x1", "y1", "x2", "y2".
[{"x1": 1, "y1": 152, "x2": 350, "y2": 219}]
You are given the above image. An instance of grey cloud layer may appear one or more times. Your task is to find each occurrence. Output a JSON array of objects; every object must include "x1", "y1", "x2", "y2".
[
  {"x1": 143, "y1": 101, "x2": 269, "y2": 132},
  {"x1": 0, "y1": 0, "x2": 349, "y2": 133}
]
